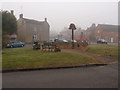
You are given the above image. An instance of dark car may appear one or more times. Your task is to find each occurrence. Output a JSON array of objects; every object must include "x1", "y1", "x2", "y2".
[
  {"x1": 6, "y1": 41, "x2": 25, "y2": 48},
  {"x1": 97, "y1": 39, "x2": 107, "y2": 44},
  {"x1": 43, "y1": 40, "x2": 54, "y2": 46}
]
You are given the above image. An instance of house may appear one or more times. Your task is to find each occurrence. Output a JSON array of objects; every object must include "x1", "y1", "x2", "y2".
[
  {"x1": 60, "y1": 27, "x2": 87, "y2": 40},
  {"x1": 74, "y1": 28, "x2": 87, "y2": 41},
  {"x1": 85, "y1": 24, "x2": 96, "y2": 42},
  {"x1": 85, "y1": 24, "x2": 118, "y2": 43},
  {"x1": 95, "y1": 24, "x2": 118, "y2": 43},
  {"x1": 17, "y1": 14, "x2": 50, "y2": 43}
]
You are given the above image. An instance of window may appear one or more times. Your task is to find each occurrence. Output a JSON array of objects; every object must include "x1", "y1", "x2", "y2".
[{"x1": 33, "y1": 34, "x2": 37, "y2": 40}]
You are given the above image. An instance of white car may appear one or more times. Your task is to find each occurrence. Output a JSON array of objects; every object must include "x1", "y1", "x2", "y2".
[{"x1": 97, "y1": 39, "x2": 107, "y2": 44}]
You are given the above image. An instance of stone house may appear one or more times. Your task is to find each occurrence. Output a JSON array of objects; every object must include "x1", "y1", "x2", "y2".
[{"x1": 17, "y1": 14, "x2": 50, "y2": 43}]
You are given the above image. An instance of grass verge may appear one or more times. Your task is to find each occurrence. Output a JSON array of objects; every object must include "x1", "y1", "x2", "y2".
[
  {"x1": 85, "y1": 44, "x2": 118, "y2": 58},
  {"x1": 2, "y1": 48, "x2": 105, "y2": 70}
]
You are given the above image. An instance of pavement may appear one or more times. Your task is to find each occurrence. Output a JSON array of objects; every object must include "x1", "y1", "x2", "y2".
[{"x1": 2, "y1": 63, "x2": 118, "y2": 88}]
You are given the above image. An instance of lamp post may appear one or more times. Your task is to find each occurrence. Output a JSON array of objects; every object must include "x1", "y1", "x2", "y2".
[{"x1": 69, "y1": 23, "x2": 76, "y2": 49}]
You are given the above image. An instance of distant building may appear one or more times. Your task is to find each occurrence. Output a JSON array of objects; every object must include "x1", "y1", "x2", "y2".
[
  {"x1": 17, "y1": 14, "x2": 50, "y2": 43},
  {"x1": 95, "y1": 24, "x2": 118, "y2": 43},
  {"x1": 85, "y1": 24, "x2": 118, "y2": 43},
  {"x1": 59, "y1": 27, "x2": 71, "y2": 40},
  {"x1": 60, "y1": 27, "x2": 87, "y2": 40},
  {"x1": 74, "y1": 28, "x2": 87, "y2": 40},
  {"x1": 85, "y1": 23, "x2": 96, "y2": 42}
]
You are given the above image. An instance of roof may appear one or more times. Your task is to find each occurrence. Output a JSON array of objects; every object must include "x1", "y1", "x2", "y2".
[
  {"x1": 22, "y1": 18, "x2": 45, "y2": 25},
  {"x1": 97, "y1": 24, "x2": 118, "y2": 32}
]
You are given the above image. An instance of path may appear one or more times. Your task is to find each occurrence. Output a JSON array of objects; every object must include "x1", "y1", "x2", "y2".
[{"x1": 62, "y1": 49, "x2": 118, "y2": 64}]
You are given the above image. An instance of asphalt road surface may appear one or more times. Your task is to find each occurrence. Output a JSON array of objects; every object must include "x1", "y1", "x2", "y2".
[
  {"x1": 90, "y1": 42, "x2": 118, "y2": 46},
  {"x1": 2, "y1": 63, "x2": 118, "y2": 88}
]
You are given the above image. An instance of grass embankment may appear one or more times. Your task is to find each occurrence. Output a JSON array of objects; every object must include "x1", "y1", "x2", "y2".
[
  {"x1": 85, "y1": 44, "x2": 118, "y2": 58},
  {"x1": 2, "y1": 48, "x2": 104, "y2": 69}
]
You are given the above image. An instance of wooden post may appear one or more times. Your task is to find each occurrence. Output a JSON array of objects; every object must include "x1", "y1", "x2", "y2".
[
  {"x1": 72, "y1": 29, "x2": 74, "y2": 49},
  {"x1": 69, "y1": 23, "x2": 76, "y2": 49}
]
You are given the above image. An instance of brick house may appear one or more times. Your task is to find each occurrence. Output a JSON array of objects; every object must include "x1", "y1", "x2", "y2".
[
  {"x1": 74, "y1": 29, "x2": 87, "y2": 41},
  {"x1": 95, "y1": 24, "x2": 118, "y2": 43},
  {"x1": 85, "y1": 24, "x2": 118, "y2": 43}
]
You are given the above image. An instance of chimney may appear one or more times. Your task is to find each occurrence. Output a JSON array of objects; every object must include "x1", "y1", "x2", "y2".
[
  {"x1": 11, "y1": 10, "x2": 14, "y2": 15},
  {"x1": 45, "y1": 18, "x2": 47, "y2": 22},
  {"x1": 19, "y1": 14, "x2": 23, "y2": 18},
  {"x1": 92, "y1": 23, "x2": 96, "y2": 28}
]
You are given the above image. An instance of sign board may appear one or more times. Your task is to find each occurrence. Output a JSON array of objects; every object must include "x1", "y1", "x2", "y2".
[{"x1": 69, "y1": 23, "x2": 76, "y2": 30}]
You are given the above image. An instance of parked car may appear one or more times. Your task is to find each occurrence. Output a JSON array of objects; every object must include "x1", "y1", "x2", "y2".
[
  {"x1": 43, "y1": 40, "x2": 54, "y2": 46},
  {"x1": 68, "y1": 40, "x2": 77, "y2": 43},
  {"x1": 54, "y1": 39, "x2": 68, "y2": 43},
  {"x1": 6, "y1": 41, "x2": 25, "y2": 48},
  {"x1": 97, "y1": 39, "x2": 107, "y2": 44},
  {"x1": 59, "y1": 39, "x2": 68, "y2": 43},
  {"x1": 76, "y1": 40, "x2": 88, "y2": 43}
]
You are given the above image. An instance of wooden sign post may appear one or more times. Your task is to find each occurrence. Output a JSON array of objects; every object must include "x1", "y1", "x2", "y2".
[{"x1": 69, "y1": 23, "x2": 76, "y2": 49}]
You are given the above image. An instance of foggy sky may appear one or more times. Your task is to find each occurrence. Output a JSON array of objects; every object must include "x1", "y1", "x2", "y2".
[{"x1": 1, "y1": 2, "x2": 118, "y2": 33}]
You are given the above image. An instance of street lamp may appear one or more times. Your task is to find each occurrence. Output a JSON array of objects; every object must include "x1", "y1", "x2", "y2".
[{"x1": 69, "y1": 23, "x2": 76, "y2": 49}]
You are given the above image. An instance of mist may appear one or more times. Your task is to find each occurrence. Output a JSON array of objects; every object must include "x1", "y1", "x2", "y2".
[{"x1": 1, "y1": 2, "x2": 118, "y2": 34}]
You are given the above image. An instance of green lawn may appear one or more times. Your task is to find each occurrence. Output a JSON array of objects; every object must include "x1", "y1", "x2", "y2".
[
  {"x1": 0, "y1": 54, "x2": 1, "y2": 68},
  {"x1": 85, "y1": 44, "x2": 118, "y2": 58},
  {"x1": 2, "y1": 48, "x2": 104, "y2": 69}
]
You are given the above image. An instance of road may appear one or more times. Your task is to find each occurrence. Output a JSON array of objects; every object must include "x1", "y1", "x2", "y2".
[
  {"x1": 2, "y1": 63, "x2": 118, "y2": 88},
  {"x1": 90, "y1": 42, "x2": 118, "y2": 46}
]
